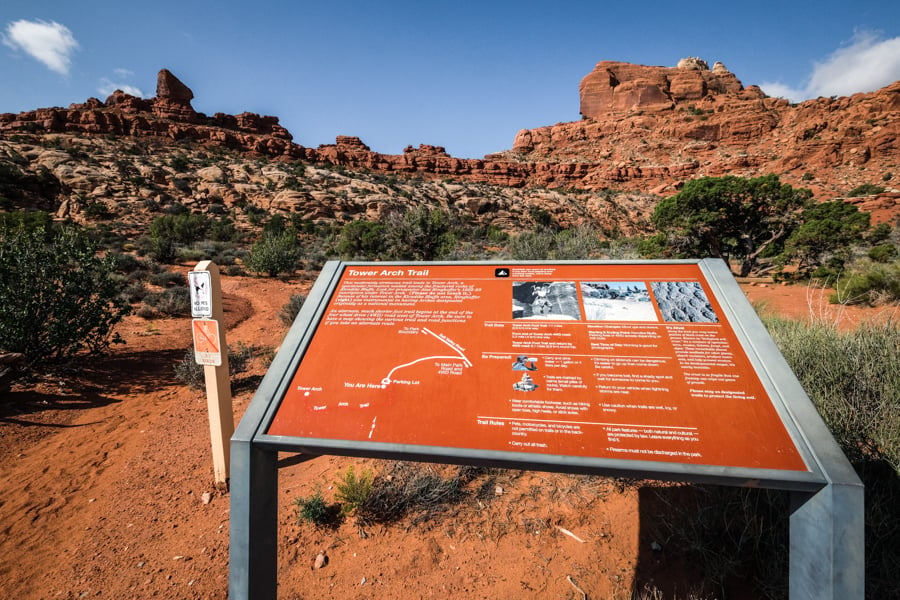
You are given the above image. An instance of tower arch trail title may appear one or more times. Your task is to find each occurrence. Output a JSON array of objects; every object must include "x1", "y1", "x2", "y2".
[{"x1": 267, "y1": 263, "x2": 808, "y2": 472}]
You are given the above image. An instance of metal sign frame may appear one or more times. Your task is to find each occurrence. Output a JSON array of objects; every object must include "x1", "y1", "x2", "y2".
[{"x1": 229, "y1": 259, "x2": 863, "y2": 599}]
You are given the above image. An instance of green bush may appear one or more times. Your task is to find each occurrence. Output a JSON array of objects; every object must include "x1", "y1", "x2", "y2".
[
  {"x1": 830, "y1": 262, "x2": 900, "y2": 305},
  {"x1": 355, "y1": 462, "x2": 467, "y2": 526},
  {"x1": 847, "y1": 183, "x2": 885, "y2": 197},
  {"x1": 507, "y1": 225, "x2": 601, "y2": 260},
  {"x1": 149, "y1": 213, "x2": 210, "y2": 245},
  {"x1": 173, "y1": 342, "x2": 256, "y2": 389},
  {"x1": 141, "y1": 287, "x2": 190, "y2": 317},
  {"x1": 867, "y1": 223, "x2": 893, "y2": 245},
  {"x1": 0, "y1": 221, "x2": 130, "y2": 364},
  {"x1": 279, "y1": 294, "x2": 306, "y2": 326},
  {"x1": 336, "y1": 220, "x2": 389, "y2": 259},
  {"x1": 293, "y1": 491, "x2": 338, "y2": 527},
  {"x1": 384, "y1": 205, "x2": 456, "y2": 261},
  {"x1": 244, "y1": 231, "x2": 301, "y2": 276},
  {"x1": 148, "y1": 271, "x2": 187, "y2": 288},
  {"x1": 334, "y1": 466, "x2": 374, "y2": 515},
  {"x1": 208, "y1": 217, "x2": 240, "y2": 243},
  {"x1": 764, "y1": 317, "x2": 899, "y2": 471},
  {"x1": 868, "y1": 244, "x2": 898, "y2": 263}
]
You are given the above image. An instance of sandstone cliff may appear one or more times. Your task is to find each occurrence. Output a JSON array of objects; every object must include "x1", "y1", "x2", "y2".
[{"x1": 1, "y1": 64, "x2": 898, "y2": 204}]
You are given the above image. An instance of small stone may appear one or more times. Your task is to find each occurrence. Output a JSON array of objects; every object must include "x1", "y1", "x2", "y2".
[
  {"x1": 314, "y1": 552, "x2": 327, "y2": 569},
  {"x1": 494, "y1": 485, "x2": 503, "y2": 496},
  {"x1": 201, "y1": 492, "x2": 212, "y2": 505}
]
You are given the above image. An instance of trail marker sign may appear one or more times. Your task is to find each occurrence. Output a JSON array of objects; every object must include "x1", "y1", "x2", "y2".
[
  {"x1": 188, "y1": 270, "x2": 213, "y2": 317},
  {"x1": 192, "y1": 318, "x2": 222, "y2": 366}
]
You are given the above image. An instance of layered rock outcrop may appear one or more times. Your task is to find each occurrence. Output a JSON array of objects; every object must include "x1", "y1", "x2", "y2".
[
  {"x1": 578, "y1": 59, "x2": 750, "y2": 117},
  {"x1": 1, "y1": 63, "x2": 898, "y2": 200},
  {"x1": 0, "y1": 69, "x2": 293, "y2": 153}
]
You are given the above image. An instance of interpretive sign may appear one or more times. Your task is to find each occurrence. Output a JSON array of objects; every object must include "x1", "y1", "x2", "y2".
[
  {"x1": 266, "y1": 262, "x2": 807, "y2": 473},
  {"x1": 232, "y1": 260, "x2": 863, "y2": 600}
]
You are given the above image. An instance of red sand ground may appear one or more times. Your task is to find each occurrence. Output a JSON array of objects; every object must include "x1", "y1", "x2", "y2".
[{"x1": 0, "y1": 274, "x2": 889, "y2": 599}]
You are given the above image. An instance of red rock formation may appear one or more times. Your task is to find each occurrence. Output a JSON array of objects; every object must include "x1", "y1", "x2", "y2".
[
  {"x1": 153, "y1": 69, "x2": 198, "y2": 122},
  {"x1": 1, "y1": 63, "x2": 898, "y2": 200},
  {"x1": 578, "y1": 59, "x2": 750, "y2": 117}
]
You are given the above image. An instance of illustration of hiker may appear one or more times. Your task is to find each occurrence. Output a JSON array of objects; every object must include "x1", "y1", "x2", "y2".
[{"x1": 512, "y1": 355, "x2": 538, "y2": 371}]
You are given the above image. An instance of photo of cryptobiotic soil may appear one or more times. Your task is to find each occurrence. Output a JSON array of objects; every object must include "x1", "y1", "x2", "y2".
[{"x1": 650, "y1": 281, "x2": 719, "y2": 323}]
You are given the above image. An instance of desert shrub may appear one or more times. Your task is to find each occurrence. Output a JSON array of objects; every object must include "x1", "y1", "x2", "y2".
[
  {"x1": 356, "y1": 462, "x2": 466, "y2": 526},
  {"x1": 176, "y1": 247, "x2": 207, "y2": 263},
  {"x1": 0, "y1": 221, "x2": 130, "y2": 364},
  {"x1": 507, "y1": 225, "x2": 601, "y2": 260},
  {"x1": 867, "y1": 243, "x2": 897, "y2": 263},
  {"x1": 336, "y1": 219, "x2": 389, "y2": 259},
  {"x1": 764, "y1": 316, "x2": 899, "y2": 470},
  {"x1": 107, "y1": 252, "x2": 147, "y2": 276},
  {"x1": 148, "y1": 271, "x2": 187, "y2": 288},
  {"x1": 173, "y1": 342, "x2": 256, "y2": 389},
  {"x1": 529, "y1": 207, "x2": 556, "y2": 229},
  {"x1": 141, "y1": 286, "x2": 190, "y2": 317},
  {"x1": 847, "y1": 183, "x2": 885, "y2": 197},
  {"x1": 150, "y1": 213, "x2": 209, "y2": 245},
  {"x1": 866, "y1": 223, "x2": 893, "y2": 245},
  {"x1": 279, "y1": 293, "x2": 306, "y2": 326},
  {"x1": 245, "y1": 205, "x2": 268, "y2": 227},
  {"x1": 334, "y1": 466, "x2": 375, "y2": 515},
  {"x1": 82, "y1": 199, "x2": 114, "y2": 219},
  {"x1": 228, "y1": 341, "x2": 254, "y2": 375},
  {"x1": 261, "y1": 213, "x2": 288, "y2": 237},
  {"x1": 0, "y1": 209, "x2": 55, "y2": 235},
  {"x1": 384, "y1": 205, "x2": 456, "y2": 261},
  {"x1": 507, "y1": 228, "x2": 556, "y2": 260},
  {"x1": 168, "y1": 154, "x2": 190, "y2": 171},
  {"x1": 650, "y1": 486, "x2": 788, "y2": 598},
  {"x1": 122, "y1": 281, "x2": 149, "y2": 303},
  {"x1": 148, "y1": 233, "x2": 177, "y2": 263},
  {"x1": 244, "y1": 231, "x2": 301, "y2": 276},
  {"x1": 208, "y1": 217, "x2": 240, "y2": 243},
  {"x1": 293, "y1": 491, "x2": 339, "y2": 528},
  {"x1": 830, "y1": 262, "x2": 900, "y2": 306}
]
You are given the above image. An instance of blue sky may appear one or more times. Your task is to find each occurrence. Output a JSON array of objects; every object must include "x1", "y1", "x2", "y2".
[{"x1": 2, "y1": 1, "x2": 900, "y2": 158}]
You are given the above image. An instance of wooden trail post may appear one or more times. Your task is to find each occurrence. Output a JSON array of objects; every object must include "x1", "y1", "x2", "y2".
[{"x1": 189, "y1": 260, "x2": 234, "y2": 485}]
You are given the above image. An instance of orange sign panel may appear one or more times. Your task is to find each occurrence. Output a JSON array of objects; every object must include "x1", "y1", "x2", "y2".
[
  {"x1": 192, "y1": 318, "x2": 222, "y2": 366},
  {"x1": 266, "y1": 264, "x2": 808, "y2": 472}
]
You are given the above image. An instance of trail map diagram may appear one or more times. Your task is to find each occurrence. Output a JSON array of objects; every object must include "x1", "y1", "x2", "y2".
[{"x1": 381, "y1": 327, "x2": 472, "y2": 386}]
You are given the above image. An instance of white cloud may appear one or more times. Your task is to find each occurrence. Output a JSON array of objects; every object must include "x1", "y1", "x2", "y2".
[
  {"x1": 3, "y1": 19, "x2": 78, "y2": 75},
  {"x1": 99, "y1": 78, "x2": 144, "y2": 98},
  {"x1": 113, "y1": 67, "x2": 134, "y2": 78},
  {"x1": 758, "y1": 81, "x2": 806, "y2": 104},
  {"x1": 807, "y1": 31, "x2": 900, "y2": 97},
  {"x1": 761, "y1": 30, "x2": 900, "y2": 102}
]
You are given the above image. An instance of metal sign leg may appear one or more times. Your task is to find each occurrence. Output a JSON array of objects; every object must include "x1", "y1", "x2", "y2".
[
  {"x1": 790, "y1": 483, "x2": 864, "y2": 599},
  {"x1": 229, "y1": 439, "x2": 278, "y2": 600}
]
